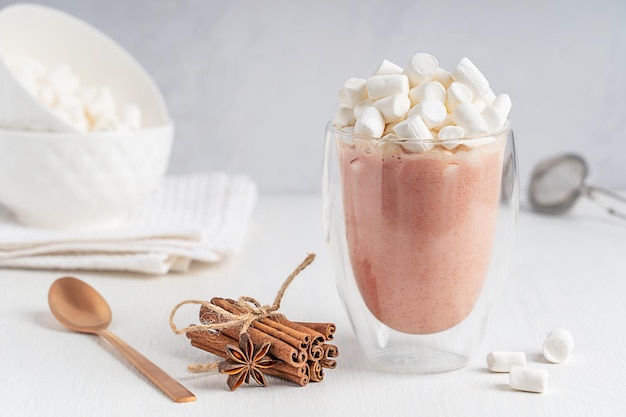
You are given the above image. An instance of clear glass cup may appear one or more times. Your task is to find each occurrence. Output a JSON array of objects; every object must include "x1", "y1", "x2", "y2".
[{"x1": 323, "y1": 122, "x2": 518, "y2": 373}]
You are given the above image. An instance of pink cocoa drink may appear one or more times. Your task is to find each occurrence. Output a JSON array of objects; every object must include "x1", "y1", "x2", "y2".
[{"x1": 339, "y1": 137, "x2": 505, "y2": 334}]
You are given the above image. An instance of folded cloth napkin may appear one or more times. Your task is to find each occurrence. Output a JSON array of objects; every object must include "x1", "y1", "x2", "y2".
[{"x1": 0, "y1": 173, "x2": 257, "y2": 274}]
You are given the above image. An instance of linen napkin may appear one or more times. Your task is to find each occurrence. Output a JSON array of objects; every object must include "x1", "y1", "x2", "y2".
[{"x1": 0, "y1": 173, "x2": 257, "y2": 274}]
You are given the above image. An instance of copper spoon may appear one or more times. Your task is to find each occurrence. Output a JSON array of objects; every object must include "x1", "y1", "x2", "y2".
[{"x1": 48, "y1": 277, "x2": 196, "y2": 403}]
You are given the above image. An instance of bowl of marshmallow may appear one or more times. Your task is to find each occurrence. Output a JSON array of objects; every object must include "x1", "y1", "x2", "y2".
[{"x1": 0, "y1": 3, "x2": 173, "y2": 229}]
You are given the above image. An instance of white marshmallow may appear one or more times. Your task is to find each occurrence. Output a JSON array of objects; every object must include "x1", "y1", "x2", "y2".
[
  {"x1": 354, "y1": 106, "x2": 385, "y2": 138},
  {"x1": 393, "y1": 115, "x2": 433, "y2": 139},
  {"x1": 85, "y1": 87, "x2": 117, "y2": 121},
  {"x1": 437, "y1": 125, "x2": 465, "y2": 150},
  {"x1": 479, "y1": 87, "x2": 496, "y2": 106},
  {"x1": 367, "y1": 74, "x2": 409, "y2": 100},
  {"x1": 481, "y1": 92, "x2": 512, "y2": 132},
  {"x1": 342, "y1": 78, "x2": 368, "y2": 107},
  {"x1": 486, "y1": 351, "x2": 527, "y2": 373},
  {"x1": 492, "y1": 93, "x2": 512, "y2": 121},
  {"x1": 408, "y1": 99, "x2": 447, "y2": 129},
  {"x1": 433, "y1": 67, "x2": 453, "y2": 88},
  {"x1": 393, "y1": 115, "x2": 435, "y2": 153},
  {"x1": 353, "y1": 98, "x2": 373, "y2": 119},
  {"x1": 372, "y1": 94, "x2": 410, "y2": 123},
  {"x1": 452, "y1": 57, "x2": 490, "y2": 99},
  {"x1": 409, "y1": 81, "x2": 446, "y2": 106},
  {"x1": 76, "y1": 86, "x2": 98, "y2": 105},
  {"x1": 434, "y1": 113, "x2": 454, "y2": 131},
  {"x1": 452, "y1": 102, "x2": 488, "y2": 137},
  {"x1": 43, "y1": 63, "x2": 80, "y2": 94},
  {"x1": 542, "y1": 328, "x2": 574, "y2": 363},
  {"x1": 481, "y1": 105, "x2": 504, "y2": 132},
  {"x1": 404, "y1": 52, "x2": 438, "y2": 87},
  {"x1": 445, "y1": 82, "x2": 473, "y2": 113},
  {"x1": 334, "y1": 106, "x2": 356, "y2": 128},
  {"x1": 374, "y1": 59, "x2": 404, "y2": 75},
  {"x1": 509, "y1": 366, "x2": 548, "y2": 393}
]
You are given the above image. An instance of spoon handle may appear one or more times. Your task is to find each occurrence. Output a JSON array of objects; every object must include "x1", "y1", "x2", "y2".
[{"x1": 97, "y1": 329, "x2": 196, "y2": 403}]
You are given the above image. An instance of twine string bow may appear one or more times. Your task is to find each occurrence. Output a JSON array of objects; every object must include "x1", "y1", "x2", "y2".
[{"x1": 169, "y1": 253, "x2": 316, "y2": 337}]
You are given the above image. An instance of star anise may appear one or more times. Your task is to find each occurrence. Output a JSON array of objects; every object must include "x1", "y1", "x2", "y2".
[{"x1": 218, "y1": 332, "x2": 278, "y2": 391}]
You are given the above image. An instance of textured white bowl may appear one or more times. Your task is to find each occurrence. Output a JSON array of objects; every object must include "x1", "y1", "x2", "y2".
[
  {"x1": 0, "y1": 3, "x2": 169, "y2": 131},
  {"x1": 0, "y1": 125, "x2": 173, "y2": 229}
]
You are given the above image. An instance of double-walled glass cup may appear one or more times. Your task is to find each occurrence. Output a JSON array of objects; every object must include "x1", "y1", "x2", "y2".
[{"x1": 323, "y1": 122, "x2": 518, "y2": 373}]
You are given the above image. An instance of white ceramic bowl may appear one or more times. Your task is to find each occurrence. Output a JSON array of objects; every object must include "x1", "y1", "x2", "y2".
[
  {"x1": 0, "y1": 125, "x2": 173, "y2": 229},
  {"x1": 0, "y1": 3, "x2": 169, "y2": 131}
]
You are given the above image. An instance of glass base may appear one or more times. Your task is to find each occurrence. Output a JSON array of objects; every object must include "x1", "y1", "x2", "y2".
[{"x1": 366, "y1": 347, "x2": 470, "y2": 374}]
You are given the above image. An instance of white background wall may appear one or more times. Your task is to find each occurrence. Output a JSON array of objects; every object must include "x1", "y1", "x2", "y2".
[{"x1": 3, "y1": 0, "x2": 625, "y2": 193}]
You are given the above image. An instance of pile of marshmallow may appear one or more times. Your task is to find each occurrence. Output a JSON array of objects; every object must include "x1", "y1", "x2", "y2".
[
  {"x1": 12, "y1": 58, "x2": 142, "y2": 132},
  {"x1": 334, "y1": 53, "x2": 511, "y2": 151},
  {"x1": 487, "y1": 328, "x2": 575, "y2": 394}
]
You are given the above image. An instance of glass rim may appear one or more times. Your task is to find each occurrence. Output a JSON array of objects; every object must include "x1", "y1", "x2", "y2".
[{"x1": 329, "y1": 120, "x2": 510, "y2": 145}]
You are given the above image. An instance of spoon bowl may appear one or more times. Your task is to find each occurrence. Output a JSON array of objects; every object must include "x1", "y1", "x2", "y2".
[
  {"x1": 48, "y1": 276, "x2": 112, "y2": 333},
  {"x1": 48, "y1": 277, "x2": 195, "y2": 403}
]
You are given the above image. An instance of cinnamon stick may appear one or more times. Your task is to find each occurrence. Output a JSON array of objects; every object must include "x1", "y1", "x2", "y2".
[
  {"x1": 308, "y1": 344, "x2": 324, "y2": 361},
  {"x1": 264, "y1": 367, "x2": 309, "y2": 387},
  {"x1": 274, "y1": 316, "x2": 325, "y2": 346},
  {"x1": 320, "y1": 359, "x2": 337, "y2": 369},
  {"x1": 309, "y1": 360, "x2": 324, "y2": 382},
  {"x1": 219, "y1": 298, "x2": 312, "y2": 349},
  {"x1": 296, "y1": 322, "x2": 336, "y2": 340},
  {"x1": 190, "y1": 340, "x2": 225, "y2": 359},
  {"x1": 187, "y1": 329, "x2": 238, "y2": 353},
  {"x1": 322, "y1": 344, "x2": 339, "y2": 358}
]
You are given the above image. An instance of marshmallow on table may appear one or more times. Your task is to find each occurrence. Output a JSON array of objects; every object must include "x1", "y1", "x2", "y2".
[
  {"x1": 452, "y1": 57, "x2": 491, "y2": 101},
  {"x1": 404, "y1": 52, "x2": 438, "y2": 87},
  {"x1": 373, "y1": 94, "x2": 410, "y2": 123},
  {"x1": 409, "y1": 81, "x2": 446, "y2": 105},
  {"x1": 542, "y1": 328, "x2": 574, "y2": 363},
  {"x1": 452, "y1": 102, "x2": 488, "y2": 137},
  {"x1": 341, "y1": 77, "x2": 368, "y2": 107},
  {"x1": 374, "y1": 59, "x2": 404, "y2": 75},
  {"x1": 486, "y1": 351, "x2": 527, "y2": 373},
  {"x1": 509, "y1": 366, "x2": 549, "y2": 393},
  {"x1": 408, "y1": 99, "x2": 447, "y2": 129},
  {"x1": 367, "y1": 74, "x2": 410, "y2": 100},
  {"x1": 354, "y1": 106, "x2": 385, "y2": 138}
]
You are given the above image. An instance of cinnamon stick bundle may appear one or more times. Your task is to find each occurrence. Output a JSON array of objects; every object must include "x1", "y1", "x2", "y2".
[{"x1": 187, "y1": 298, "x2": 338, "y2": 388}]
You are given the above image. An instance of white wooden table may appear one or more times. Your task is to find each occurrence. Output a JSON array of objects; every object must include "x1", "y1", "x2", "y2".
[{"x1": 1, "y1": 194, "x2": 624, "y2": 416}]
